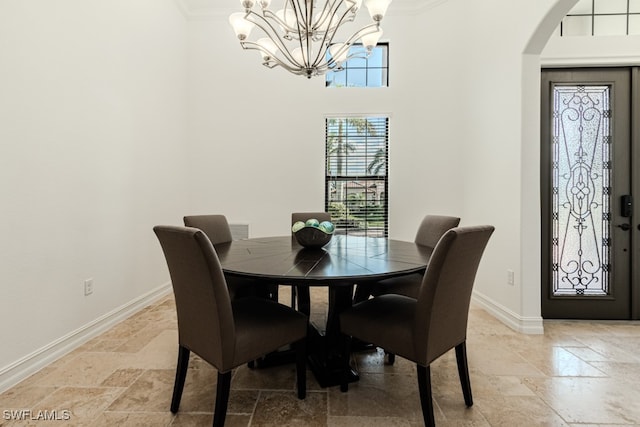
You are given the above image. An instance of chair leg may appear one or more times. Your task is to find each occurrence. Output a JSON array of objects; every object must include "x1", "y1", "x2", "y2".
[
  {"x1": 417, "y1": 365, "x2": 435, "y2": 427},
  {"x1": 212, "y1": 371, "x2": 232, "y2": 427},
  {"x1": 295, "y1": 339, "x2": 307, "y2": 399},
  {"x1": 170, "y1": 345, "x2": 190, "y2": 413},
  {"x1": 455, "y1": 342, "x2": 473, "y2": 407},
  {"x1": 340, "y1": 334, "x2": 352, "y2": 392},
  {"x1": 290, "y1": 286, "x2": 296, "y2": 309},
  {"x1": 269, "y1": 284, "x2": 279, "y2": 301},
  {"x1": 296, "y1": 286, "x2": 311, "y2": 316}
]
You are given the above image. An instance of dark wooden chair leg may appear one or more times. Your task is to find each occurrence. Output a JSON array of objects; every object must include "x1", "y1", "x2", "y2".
[
  {"x1": 269, "y1": 284, "x2": 279, "y2": 301},
  {"x1": 296, "y1": 286, "x2": 311, "y2": 316},
  {"x1": 170, "y1": 345, "x2": 190, "y2": 413},
  {"x1": 455, "y1": 341, "x2": 473, "y2": 407},
  {"x1": 417, "y1": 364, "x2": 435, "y2": 427},
  {"x1": 340, "y1": 334, "x2": 352, "y2": 392},
  {"x1": 295, "y1": 339, "x2": 307, "y2": 399},
  {"x1": 212, "y1": 371, "x2": 232, "y2": 427},
  {"x1": 290, "y1": 286, "x2": 297, "y2": 309}
]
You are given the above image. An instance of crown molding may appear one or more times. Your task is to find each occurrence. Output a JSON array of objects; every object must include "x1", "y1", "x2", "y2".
[{"x1": 175, "y1": 0, "x2": 450, "y2": 20}]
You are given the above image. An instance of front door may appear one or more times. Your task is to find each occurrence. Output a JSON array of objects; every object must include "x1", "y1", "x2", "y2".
[{"x1": 541, "y1": 68, "x2": 639, "y2": 319}]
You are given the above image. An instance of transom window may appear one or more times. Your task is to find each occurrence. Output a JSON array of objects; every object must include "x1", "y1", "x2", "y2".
[
  {"x1": 560, "y1": 0, "x2": 640, "y2": 36},
  {"x1": 325, "y1": 116, "x2": 389, "y2": 237},
  {"x1": 325, "y1": 43, "x2": 389, "y2": 88}
]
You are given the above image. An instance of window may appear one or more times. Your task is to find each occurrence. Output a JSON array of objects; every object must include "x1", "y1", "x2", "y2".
[
  {"x1": 560, "y1": 0, "x2": 640, "y2": 36},
  {"x1": 325, "y1": 43, "x2": 389, "y2": 88},
  {"x1": 325, "y1": 116, "x2": 389, "y2": 237}
]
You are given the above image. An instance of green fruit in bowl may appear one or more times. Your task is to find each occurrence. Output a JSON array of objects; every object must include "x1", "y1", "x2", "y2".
[
  {"x1": 319, "y1": 221, "x2": 335, "y2": 234},
  {"x1": 305, "y1": 218, "x2": 320, "y2": 227},
  {"x1": 292, "y1": 221, "x2": 306, "y2": 233}
]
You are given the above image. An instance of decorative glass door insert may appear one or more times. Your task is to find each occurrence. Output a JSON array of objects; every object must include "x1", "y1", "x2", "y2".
[{"x1": 551, "y1": 85, "x2": 611, "y2": 297}]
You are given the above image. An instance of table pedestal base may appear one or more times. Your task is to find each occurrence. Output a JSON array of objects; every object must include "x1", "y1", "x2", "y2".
[{"x1": 306, "y1": 323, "x2": 358, "y2": 388}]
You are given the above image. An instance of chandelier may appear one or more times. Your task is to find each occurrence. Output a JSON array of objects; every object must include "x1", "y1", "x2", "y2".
[{"x1": 229, "y1": 0, "x2": 392, "y2": 78}]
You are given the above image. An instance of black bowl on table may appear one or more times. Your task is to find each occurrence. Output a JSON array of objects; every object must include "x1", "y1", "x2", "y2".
[{"x1": 294, "y1": 226, "x2": 332, "y2": 249}]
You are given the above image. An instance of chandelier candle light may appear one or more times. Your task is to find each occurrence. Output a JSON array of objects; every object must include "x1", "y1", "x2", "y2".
[{"x1": 229, "y1": 0, "x2": 392, "y2": 78}]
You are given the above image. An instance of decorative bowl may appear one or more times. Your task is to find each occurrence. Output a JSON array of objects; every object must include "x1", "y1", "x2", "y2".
[{"x1": 293, "y1": 226, "x2": 333, "y2": 249}]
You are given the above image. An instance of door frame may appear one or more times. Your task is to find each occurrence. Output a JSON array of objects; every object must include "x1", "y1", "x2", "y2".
[
  {"x1": 541, "y1": 67, "x2": 637, "y2": 320},
  {"x1": 632, "y1": 68, "x2": 640, "y2": 319}
]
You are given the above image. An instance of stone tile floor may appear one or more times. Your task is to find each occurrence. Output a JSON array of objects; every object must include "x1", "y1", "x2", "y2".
[{"x1": 1, "y1": 287, "x2": 640, "y2": 426}]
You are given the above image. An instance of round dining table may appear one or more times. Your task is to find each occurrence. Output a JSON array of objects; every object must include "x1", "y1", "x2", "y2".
[{"x1": 214, "y1": 234, "x2": 432, "y2": 387}]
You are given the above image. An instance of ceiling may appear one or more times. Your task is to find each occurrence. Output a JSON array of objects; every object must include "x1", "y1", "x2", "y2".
[{"x1": 176, "y1": 0, "x2": 449, "y2": 18}]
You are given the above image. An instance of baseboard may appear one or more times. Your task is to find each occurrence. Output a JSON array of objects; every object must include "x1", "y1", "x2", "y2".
[
  {"x1": 472, "y1": 291, "x2": 544, "y2": 335},
  {"x1": 0, "y1": 283, "x2": 172, "y2": 393}
]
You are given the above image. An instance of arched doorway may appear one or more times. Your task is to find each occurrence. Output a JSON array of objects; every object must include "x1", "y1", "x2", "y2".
[
  {"x1": 518, "y1": 0, "x2": 579, "y2": 327},
  {"x1": 523, "y1": 1, "x2": 640, "y2": 318}
]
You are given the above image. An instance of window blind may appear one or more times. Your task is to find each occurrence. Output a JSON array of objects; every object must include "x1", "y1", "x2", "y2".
[{"x1": 325, "y1": 116, "x2": 389, "y2": 237}]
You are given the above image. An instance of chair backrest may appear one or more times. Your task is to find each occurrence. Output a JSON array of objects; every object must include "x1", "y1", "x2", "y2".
[
  {"x1": 153, "y1": 225, "x2": 235, "y2": 370},
  {"x1": 183, "y1": 215, "x2": 233, "y2": 245},
  {"x1": 414, "y1": 225, "x2": 494, "y2": 365},
  {"x1": 291, "y1": 212, "x2": 331, "y2": 228},
  {"x1": 414, "y1": 215, "x2": 461, "y2": 248}
]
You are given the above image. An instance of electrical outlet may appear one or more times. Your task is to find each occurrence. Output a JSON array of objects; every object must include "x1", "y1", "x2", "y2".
[
  {"x1": 84, "y1": 278, "x2": 94, "y2": 296},
  {"x1": 507, "y1": 270, "x2": 515, "y2": 286}
]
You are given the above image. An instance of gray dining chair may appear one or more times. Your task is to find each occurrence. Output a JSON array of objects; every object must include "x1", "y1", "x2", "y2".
[
  {"x1": 290, "y1": 212, "x2": 331, "y2": 313},
  {"x1": 154, "y1": 225, "x2": 308, "y2": 427},
  {"x1": 354, "y1": 215, "x2": 461, "y2": 303},
  {"x1": 340, "y1": 225, "x2": 494, "y2": 427},
  {"x1": 184, "y1": 214, "x2": 275, "y2": 301},
  {"x1": 353, "y1": 215, "x2": 461, "y2": 365}
]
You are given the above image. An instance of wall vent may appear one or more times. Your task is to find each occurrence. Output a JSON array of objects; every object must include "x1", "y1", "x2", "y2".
[{"x1": 229, "y1": 223, "x2": 249, "y2": 240}]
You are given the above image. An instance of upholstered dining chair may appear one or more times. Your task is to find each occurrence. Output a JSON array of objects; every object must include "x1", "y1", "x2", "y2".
[
  {"x1": 184, "y1": 214, "x2": 274, "y2": 301},
  {"x1": 340, "y1": 225, "x2": 494, "y2": 427},
  {"x1": 353, "y1": 215, "x2": 461, "y2": 303},
  {"x1": 290, "y1": 212, "x2": 332, "y2": 313},
  {"x1": 154, "y1": 225, "x2": 308, "y2": 427}
]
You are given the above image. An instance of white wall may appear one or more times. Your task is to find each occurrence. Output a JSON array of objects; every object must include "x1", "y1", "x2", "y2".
[
  {"x1": 0, "y1": 0, "x2": 189, "y2": 384},
  {"x1": 186, "y1": 8, "x2": 466, "y2": 241},
  {"x1": 428, "y1": 0, "x2": 557, "y2": 331},
  {"x1": 413, "y1": 0, "x2": 574, "y2": 332}
]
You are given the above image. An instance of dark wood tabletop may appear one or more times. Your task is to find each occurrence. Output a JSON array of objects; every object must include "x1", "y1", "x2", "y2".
[
  {"x1": 214, "y1": 234, "x2": 432, "y2": 388},
  {"x1": 215, "y1": 234, "x2": 432, "y2": 285}
]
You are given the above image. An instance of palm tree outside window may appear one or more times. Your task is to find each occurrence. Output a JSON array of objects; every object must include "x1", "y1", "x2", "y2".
[{"x1": 325, "y1": 116, "x2": 389, "y2": 237}]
